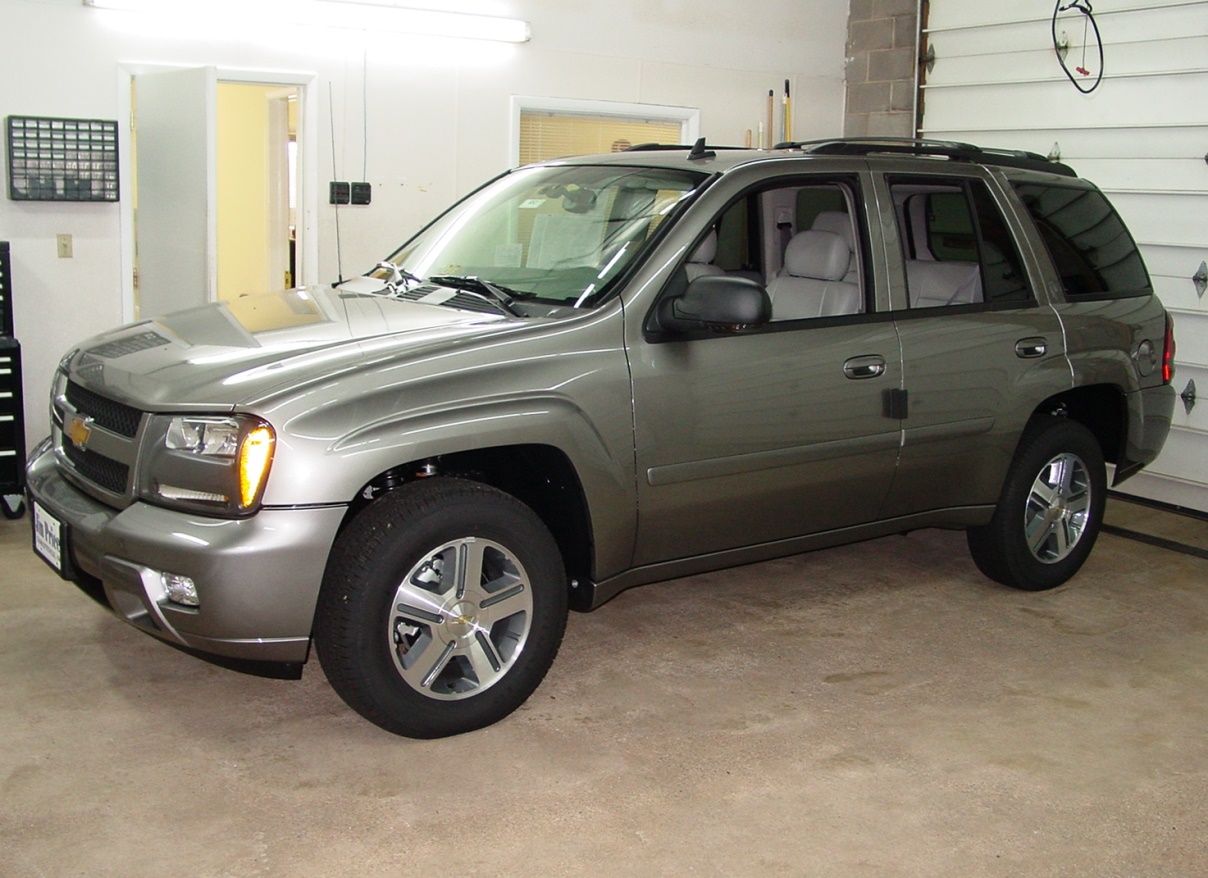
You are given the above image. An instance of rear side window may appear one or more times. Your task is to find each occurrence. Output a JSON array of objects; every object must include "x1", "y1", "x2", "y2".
[
  {"x1": 890, "y1": 176, "x2": 1032, "y2": 309},
  {"x1": 1012, "y1": 183, "x2": 1151, "y2": 299}
]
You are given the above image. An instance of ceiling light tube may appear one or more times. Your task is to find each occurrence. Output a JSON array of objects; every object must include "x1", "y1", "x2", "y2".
[{"x1": 82, "y1": 0, "x2": 532, "y2": 43}]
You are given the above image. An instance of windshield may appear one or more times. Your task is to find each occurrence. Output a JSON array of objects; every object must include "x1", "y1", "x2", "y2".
[{"x1": 380, "y1": 164, "x2": 707, "y2": 309}]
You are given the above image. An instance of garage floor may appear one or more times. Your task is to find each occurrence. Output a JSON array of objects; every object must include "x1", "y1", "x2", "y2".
[{"x1": 2, "y1": 499, "x2": 1206, "y2": 877}]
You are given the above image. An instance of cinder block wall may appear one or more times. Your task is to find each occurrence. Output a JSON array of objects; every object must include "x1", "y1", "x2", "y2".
[{"x1": 845, "y1": 0, "x2": 919, "y2": 136}]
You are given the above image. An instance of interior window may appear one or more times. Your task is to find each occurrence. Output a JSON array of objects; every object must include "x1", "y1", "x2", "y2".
[{"x1": 891, "y1": 177, "x2": 1032, "y2": 309}]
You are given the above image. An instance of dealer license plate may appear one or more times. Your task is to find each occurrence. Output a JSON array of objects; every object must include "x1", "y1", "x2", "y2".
[{"x1": 33, "y1": 502, "x2": 63, "y2": 574}]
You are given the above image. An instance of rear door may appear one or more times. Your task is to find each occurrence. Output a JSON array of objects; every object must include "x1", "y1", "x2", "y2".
[{"x1": 876, "y1": 168, "x2": 1069, "y2": 517}]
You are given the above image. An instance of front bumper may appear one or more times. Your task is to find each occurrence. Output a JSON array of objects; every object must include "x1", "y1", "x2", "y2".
[{"x1": 26, "y1": 443, "x2": 347, "y2": 664}]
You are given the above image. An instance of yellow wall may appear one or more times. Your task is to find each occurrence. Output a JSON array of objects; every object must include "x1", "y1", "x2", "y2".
[{"x1": 216, "y1": 83, "x2": 272, "y2": 301}]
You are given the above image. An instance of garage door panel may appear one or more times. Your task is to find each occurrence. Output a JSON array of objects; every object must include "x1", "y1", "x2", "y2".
[
  {"x1": 928, "y1": 0, "x2": 1208, "y2": 34},
  {"x1": 1152, "y1": 275, "x2": 1208, "y2": 314},
  {"x1": 1170, "y1": 311, "x2": 1208, "y2": 369},
  {"x1": 923, "y1": 74, "x2": 1208, "y2": 132},
  {"x1": 1068, "y1": 158, "x2": 1207, "y2": 194},
  {"x1": 1135, "y1": 244, "x2": 1208, "y2": 283},
  {"x1": 1141, "y1": 426, "x2": 1208, "y2": 483},
  {"x1": 1104, "y1": 193, "x2": 1208, "y2": 249},
  {"x1": 1166, "y1": 363, "x2": 1207, "y2": 432},
  {"x1": 920, "y1": 127, "x2": 1205, "y2": 165},
  {"x1": 927, "y1": 37, "x2": 1208, "y2": 88}
]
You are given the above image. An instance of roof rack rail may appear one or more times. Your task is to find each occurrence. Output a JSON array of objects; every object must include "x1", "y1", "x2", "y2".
[
  {"x1": 774, "y1": 137, "x2": 1078, "y2": 178},
  {"x1": 623, "y1": 141, "x2": 747, "y2": 154}
]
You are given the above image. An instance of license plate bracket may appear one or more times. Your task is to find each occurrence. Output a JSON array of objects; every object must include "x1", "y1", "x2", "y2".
[{"x1": 33, "y1": 501, "x2": 66, "y2": 576}]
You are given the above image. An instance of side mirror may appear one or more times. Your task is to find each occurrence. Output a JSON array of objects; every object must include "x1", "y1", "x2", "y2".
[{"x1": 656, "y1": 275, "x2": 771, "y2": 334}]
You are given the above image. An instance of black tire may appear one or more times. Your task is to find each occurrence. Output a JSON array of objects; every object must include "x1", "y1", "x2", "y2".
[
  {"x1": 314, "y1": 478, "x2": 567, "y2": 738},
  {"x1": 967, "y1": 416, "x2": 1106, "y2": 591}
]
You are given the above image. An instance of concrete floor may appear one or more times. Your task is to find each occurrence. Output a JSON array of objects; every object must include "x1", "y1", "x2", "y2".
[{"x1": 2, "y1": 503, "x2": 1206, "y2": 877}]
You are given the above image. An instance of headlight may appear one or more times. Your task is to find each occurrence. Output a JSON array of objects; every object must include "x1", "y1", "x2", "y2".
[{"x1": 139, "y1": 415, "x2": 276, "y2": 516}]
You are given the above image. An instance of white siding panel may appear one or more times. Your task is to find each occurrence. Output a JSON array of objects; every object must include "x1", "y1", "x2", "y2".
[
  {"x1": 924, "y1": 0, "x2": 1208, "y2": 512},
  {"x1": 1138, "y1": 426, "x2": 1208, "y2": 484},
  {"x1": 926, "y1": 37, "x2": 1208, "y2": 87},
  {"x1": 1144, "y1": 244, "x2": 1208, "y2": 312},
  {"x1": 1107, "y1": 193, "x2": 1208, "y2": 248},
  {"x1": 928, "y1": 0, "x2": 1208, "y2": 33},
  {"x1": 1172, "y1": 312, "x2": 1208, "y2": 368},
  {"x1": 1168, "y1": 364, "x2": 1207, "y2": 432},
  {"x1": 923, "y1": 73, "x2": 1208, "y2": 132},
  {"x1": 1070, "y1": 158, "x2": 1206, "y2": 194}
]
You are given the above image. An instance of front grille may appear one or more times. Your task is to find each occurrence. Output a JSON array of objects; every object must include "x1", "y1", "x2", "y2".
[
  {"x1": 63, "y1": 442, "x2": 130, "y2": 495},
  {"x1": 65, "y1": 381, "x2": 142, "y2": 437}
]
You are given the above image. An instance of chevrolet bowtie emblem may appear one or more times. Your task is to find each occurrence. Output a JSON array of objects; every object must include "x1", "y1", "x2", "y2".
[{"x1": 65, "y1": 414, "x2": 94, "y2": 449}]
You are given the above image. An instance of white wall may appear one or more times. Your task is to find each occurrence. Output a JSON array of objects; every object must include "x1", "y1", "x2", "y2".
[{"x1": 0, "y1": 0, "x2": 848, "y2": 451}]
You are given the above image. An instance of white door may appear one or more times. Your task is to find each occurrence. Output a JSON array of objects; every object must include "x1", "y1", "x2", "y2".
[
  {"x1": 134, "y1": 66, "x2": 218, "y2": 318},
  {"x1": 919, "y1": 1, "x2": 1208, "y2": 511}
]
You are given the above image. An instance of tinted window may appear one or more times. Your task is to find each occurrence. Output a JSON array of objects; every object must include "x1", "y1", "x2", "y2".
[
  {"x1": 1012, "y1": 183, "x2": 1151, "y2": 299},
  {"x1": 970, "y1": 183, "x2": 1031, "y2": 304}
]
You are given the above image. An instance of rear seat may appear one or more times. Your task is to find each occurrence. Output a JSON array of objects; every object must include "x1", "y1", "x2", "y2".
[{"x1": 905, "y1": 260, "x2": 982, "y2": 308}]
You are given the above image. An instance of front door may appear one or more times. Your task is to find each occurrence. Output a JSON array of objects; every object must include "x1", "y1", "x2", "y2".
[{"x1": 628, "y1": 173, "x2": 902, "y2": 566}]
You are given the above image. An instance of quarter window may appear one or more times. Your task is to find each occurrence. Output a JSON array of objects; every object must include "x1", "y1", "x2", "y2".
[{"x1": 1012, "y1": 183, "x2": 1151, "y2": 299}]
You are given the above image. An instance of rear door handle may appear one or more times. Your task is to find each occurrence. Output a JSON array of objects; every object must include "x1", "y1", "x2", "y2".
[
  {"x1": 843, "y1": 355, "x2": 887, "y2": 379},
  {"x1": 1015, "y1": 337, "x2": 1048, "y2": 358}
]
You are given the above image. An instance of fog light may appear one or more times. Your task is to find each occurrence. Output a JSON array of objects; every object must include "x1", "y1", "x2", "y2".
[{"x1": 162, "y1": 573, "x2": 200, "y2": 607}]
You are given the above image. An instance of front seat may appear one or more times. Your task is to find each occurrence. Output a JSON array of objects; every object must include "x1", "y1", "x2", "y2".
[
  {"x1": 684, "y1": 230, "x2": 724, "y2": 281},
  {"x1": 766, "y1": 230, "x2": 861, "y2": 320}
]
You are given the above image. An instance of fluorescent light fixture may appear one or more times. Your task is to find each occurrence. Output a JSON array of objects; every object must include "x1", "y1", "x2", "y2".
[{"x1": 82, "y1": 0, "x2": 531, "y2": 43}]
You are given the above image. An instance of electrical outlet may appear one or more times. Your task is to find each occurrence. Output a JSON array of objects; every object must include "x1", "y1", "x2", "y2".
[
  {"x1": 56, "y1": 233, "x2": 73, "y2": 258},
  {"x1": 350, "y1": 182, "x2": 372, "y2": 205},
  {"x1": 329, "y1": 181, "x2": 351, "y2": 205}
]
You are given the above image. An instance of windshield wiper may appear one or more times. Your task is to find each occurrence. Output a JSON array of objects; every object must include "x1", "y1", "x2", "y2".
[
  {"x1": 377, "y1": 262, "x2": 424, "y2": 294},
  {"x1": 427, "y1": 275, "x2": 527, "y2": 316}
]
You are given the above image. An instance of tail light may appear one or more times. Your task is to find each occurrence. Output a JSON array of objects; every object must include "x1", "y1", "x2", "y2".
[{"x1": 1162, "y1": 312, "x2": 1176, "y2": 384}]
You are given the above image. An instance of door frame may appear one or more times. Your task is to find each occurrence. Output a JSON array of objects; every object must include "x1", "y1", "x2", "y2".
[{"x1": 116, "y1": 63, "x2": 320, "y2": 323}]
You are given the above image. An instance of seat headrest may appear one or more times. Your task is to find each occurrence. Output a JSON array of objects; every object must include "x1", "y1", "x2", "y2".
[
  {"x1": 810, "y1": 211, "x2": 854, "y2": 250},
  {"x1": 784, "y1": 230, "x2": 850, "y2": 281},
  {"x1": 688, "y1": 229, "x2": 718, "y2": 264}
]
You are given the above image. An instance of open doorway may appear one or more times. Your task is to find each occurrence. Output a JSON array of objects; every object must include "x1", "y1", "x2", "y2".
[
  {"x1": 216, "y1": 83, "x2": 298, "y2": 300},
  {"x1": 123, "y1": 66, "x2": 316, "y2": 321}
]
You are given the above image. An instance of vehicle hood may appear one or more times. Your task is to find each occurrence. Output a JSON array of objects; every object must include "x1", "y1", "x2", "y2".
[{"x1": 65, "y1": 283, "x2": 517, "y2": 409}]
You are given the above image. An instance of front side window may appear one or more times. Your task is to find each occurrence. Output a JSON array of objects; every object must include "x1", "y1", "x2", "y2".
[
  {"x1": 1012, "y1": 182, "x2": 1151, "y2": 299},
  {"x1": 383, "y1": 164, "x2": 706, "y2": 309},
  {"x1": 676, "y1": 178, "x2": 865, "y2": 323},
  {"x1": 891, "y1": 176, "x2": 1032, "y2": 309}
]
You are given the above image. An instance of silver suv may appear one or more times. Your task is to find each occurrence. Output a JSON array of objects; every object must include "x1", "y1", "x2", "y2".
[{"x1": 27, "y1": 138, "x2": 1176, "y2": 738}]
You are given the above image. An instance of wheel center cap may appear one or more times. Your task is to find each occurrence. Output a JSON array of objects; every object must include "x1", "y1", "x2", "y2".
[{"x1": 445, "y1": 601, "x2": 479, "y2": 639}]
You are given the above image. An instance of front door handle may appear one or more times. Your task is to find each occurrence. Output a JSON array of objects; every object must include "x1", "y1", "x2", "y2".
[
  {"x1": 844, "y1": 355, "x2": 887, "y2": 379},
  {"x1": 1015, "y1": 337, "x2": 1048, "y2": 358}
]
